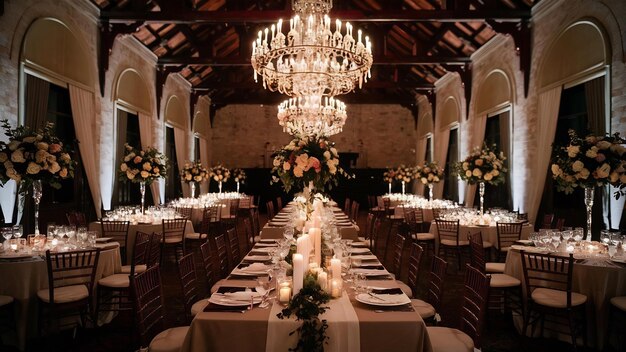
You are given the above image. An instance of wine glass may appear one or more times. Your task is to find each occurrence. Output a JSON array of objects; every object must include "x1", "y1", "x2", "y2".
[
  {"x1": 257, "y1": 275, "x2": 272, "y2": 309},
  {"x1": 47, "y1": 224, "x2": 56, "y2": 238},
  {"x1": 283, "y1": 227, "x2": 294, "y2": 242},
  {"x1": 2, "y1": 228, "x2": 13, "y2": 246},
  {"x1": 12, "y1": 225, "x2": 22, "y2": 240},
  {"x1": 573, "y1": 228, "x2": 584, "y2": 242}
]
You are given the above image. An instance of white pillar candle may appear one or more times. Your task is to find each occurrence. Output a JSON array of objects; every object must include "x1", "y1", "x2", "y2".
[
  {"x1": 318, "y1": 272, "x2": 328, "y2": 292},
  {"x1": 331, "y1": 278, "x2": 342, "y2": 298},
  {"x1": 330, "y1": 257, "x2": 341, "y2": 279},
  {"x1": 309, "y1": 228, "x2": 322, "y2": 266},
  {"x1": 293, "y1": 254, "x2": 304, "y2": 296},
  {"x1": 311, "y1": 216, "x2": 321, "y2": 229}
]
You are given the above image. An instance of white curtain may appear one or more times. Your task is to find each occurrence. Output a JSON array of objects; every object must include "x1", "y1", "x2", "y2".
[
  {"x1": 434, "y1": 129, "x2": 450, "y2": 199},
  {"x1": 528, "y1": 86, "x2": 563, "y2": 223},
  {"x1": 199, "y1": 137, "x2": 210, "y2": 194},
  {"x1": 68, "y1": 85, "x2": 103, "y2": 218},
  {"x1": 138, "y1": 112, "x2": 162, "y2": 205},
  {"x1": 415, "y1": 137, "x2": 428, "y2": 195},
  {"x1": 173, "y1": 127, "x2": 189, "y2": 197},
  {"x1": 465, "y1": 114, "x2": 488, "y2": 208},
  {"x1": 0, "y1": 181, "x2": 17, "y2": 224}
]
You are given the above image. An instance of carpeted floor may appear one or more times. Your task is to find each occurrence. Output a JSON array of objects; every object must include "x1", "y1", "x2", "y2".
[{"x1": 5, "y1": 211, "x2": 619, "y2": 352}]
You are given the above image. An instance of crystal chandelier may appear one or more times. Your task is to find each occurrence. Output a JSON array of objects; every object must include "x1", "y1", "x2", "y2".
[
  {"x1": 277, "y1": 95, "x2": 347, "y2": 137},
  {"x1": 251, "y1": 0, "x2": 373, "y2": 98}
]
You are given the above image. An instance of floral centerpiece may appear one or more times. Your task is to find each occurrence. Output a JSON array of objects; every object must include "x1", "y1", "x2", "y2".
[
  {"x1": 0, "y1": 120, "x2": 76, "y2": 189},
  {"x1": 232, "y1": 168, "x2": 246, "y2": 193},
  {"x1": 550, "y1": 130, "x2": 626, "y2": 240},
  {"x1": 119, "y1": 143, "x2": 167, "y2": 213},
  {"x1": 454, "y1": 143, "x2": 508, "y2": 215},
  {"x1": 0, "y1": 120, "x2": 77, "y2": 234},
  {"x1": 180, "y1": 160, "x2": 208, "y2": 198},
  {"x1": 415, "y1": 161, "x2": 444, "y2": 201},
  {"x1": 271, "y1": 136, "x2": 351, "y2": 193},
  {"x1": 383, "y1": 167, "x2": 397, "y2": 194},
  {"x1": 395, "y1": 164, "x2": 415, "y2": 195},
  {"x1": 209, "y1": 164, "x2": 230, "y2": 193}
]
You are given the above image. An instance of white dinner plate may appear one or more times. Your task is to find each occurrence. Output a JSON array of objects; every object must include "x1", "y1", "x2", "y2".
[
  {"x1": 355, "y1": 293, "x2": 411, "y2": 307},
  {"x1": 348, "y1": 247, "x2": 370, "y2": 254},
  {"x1": 208, "y1": 293, "x2": 263, "y2": 306},
  {"x1": 350, "y1": 254, "x2": 378, "y2": 261},
  {"x1": 351, "y1": 268, "x2": 389, "y2": 276}
]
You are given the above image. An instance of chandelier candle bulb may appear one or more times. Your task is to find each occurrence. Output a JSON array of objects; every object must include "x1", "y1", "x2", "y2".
[{"x1": 293, "y1": 254, "x2": 304, "y2": 296}]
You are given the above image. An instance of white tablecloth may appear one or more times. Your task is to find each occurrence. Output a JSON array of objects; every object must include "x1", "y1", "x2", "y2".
[{"x1": 429, "y1": 222, "x2": 532, "y2": 251}]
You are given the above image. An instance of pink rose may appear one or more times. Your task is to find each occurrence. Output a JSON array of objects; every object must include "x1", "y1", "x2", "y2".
[
  {"x1": 308, "y1": 157, "x2": 321, "y2": 173},
  {"x1": 133, "y1": 156, "x2": 143, "y2": 164},
  {"x1": 49, "y1": 144, "x2": 62, "y2": 153}
]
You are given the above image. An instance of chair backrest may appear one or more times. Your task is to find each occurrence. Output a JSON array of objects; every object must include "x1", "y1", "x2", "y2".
[
  {"x1": 251, "y1": 207, "x2": 261, "y2": 238},
  {"x1": 554, "y1": 218, "x2": 565, "y2": 231},
  {"x1": 403, "y1": 208, "x2": 416, "y2": 224},
  {"x1": 518, "y1": 212, "x2": 529, "y2": 223},
  {"x1": 541, "y1": 214, "x2": 554, "y2": 229},
  {"x1": 226, "y1": 228, "x2": 240, "y2": 268},
  {"x1": 370, "y1": 217, "x2": 383, "y2": 254},
  {"x1": 146, "y1": 232, "x2": 162, "y2": 268},
  {"x1": 520, "y1": 251, "x2": 575, "y2": 307},
  {"x1": 200, "y1": 241, "x2": 216, "y2": 289},
  {"x1": 350, "y1": 201, "x2": 360, "y2": 222},
  {"x1": 243, "y1": 218, "x2": 253, "y2": 250},
  {"x1": 177, "y1": 253, "x2": 198, "y2": 322},
  {"x1": 367, "y1": 195, "x2": 377, "y2": 209},
  {"x1": 413, "y1": 207, "x2": 425, "y2": 223},
  {"x1": 175, "y1": 207, "x2": 193, "y2": 220},
  {"x1": 131, "y1": 264, "x2": 165, "y2": 348},
  {"x1": 229, "y1": 199, "x2": 240, "y2": 218},
  {"x1": 199, "y1": 205, "x2": 221, "y2": 238},
  {"x1": 45, "y1": 249, "x2": 100, "y2": 304},
  {"x1": 66, "y1": 211, "x2": 87, "y2": 228},
  {"x1": 382, "y1": 198, "x2": 391, "y2": 211},
  {"x1": 364, "y1": 213, "x2": 375, "y2": 240},
  {"x1": 132, "y1": 231, "x2": 152, "y2": 270},
  {"x1": 162, "y1": 218, "x2": 187, "y2": 242},
  {"x1": 459, "y1": 264, "x2": 491, "y2": 349},
  {"x1": 276, "y1": 197, "x2": 283, "y2": 211},
  {"x1": 406, "y1": 243, "x2": 424, "y2": 294},
  {"x1": 100, "y1": 220, "x2": 130, "y2": 248},
  {"x1": 214, "y1": 234, "x2": 229, "y2": 278},
  {"x1": 344, "y1": 198, "x2": 352, "y2": 213},
  {"x1": 468, "y1": 232, "x2": 486, "y2": 273},
  {"x1": 435, "y1": 219, "x2": 460, "y2": 245},
  {"x1": 496, "y1": 222, "x2": 523, "y2": 250},
  {"x1": 392, "y1": 234, "x2": 405, "y2": 276},
  {"x1": 431, "y1": 208, "x2": 443, "y2": 220},
  {"x1": 266, "y1": 201, "x2": 275, "y2": 219},
  {"x1": 425, "y1": 256, "x2": 448, "y2": 312}
]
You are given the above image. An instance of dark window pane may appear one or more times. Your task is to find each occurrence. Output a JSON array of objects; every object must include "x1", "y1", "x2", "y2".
[
  {"x1": 165, "y1": 127, "x2": 182, "y2": 201},
  {"x1": 443, "y1": 129, "x2": 459, "y2": 203}
]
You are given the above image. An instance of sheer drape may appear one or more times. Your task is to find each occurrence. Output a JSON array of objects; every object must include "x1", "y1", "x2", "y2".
[
  {"x1": 111, "y1": 111, "x2": 128, "y2": 206},
  {"x1": 173, "y1": 127, "x2": 189, "y2": 197},
  {"x1": 138, "y1": 112, "x2": 162, "y2": 205},
  {"x1": 434, "y1": 129, "x2": 450, "y2": 199},
  {"x1": 528, "y1": 86, "x2": 562, "y2": 223},
  {"x1": 25, "y1": 75, "x2": 50, "y2": 130},
  {"x1": 199, "y1": 138, "x2": 210, "y2": 194},
  {"x1": 415, "y1": 137, "x2": 428, "y2": 195},
  {"x1": 68, "y1": 85, "x2": 102, "y2": 218},
  {"x1": 465, "y1": 114, "x2": 488, "y2": 208}
]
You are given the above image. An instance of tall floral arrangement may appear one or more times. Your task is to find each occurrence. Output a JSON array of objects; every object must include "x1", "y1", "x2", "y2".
[
  {"x1": 394, "y1": 165, "x2": 415, "y2": 183},
  {"x1": 415, "y1": 161, "x2": 444, "y2": 185},
  {"x1": 119, "y1": 143, "x2": 167, "y2": 185},
  {"x1": 209, "y1": 164, "x2": 231, "y2": 183},
  {"x1": 232, "y1": 168, "x2": 247, "y2": 184},
  {"x1": 0, "y1": 120, "x2": 76, "y2": 189},
  {"x1": 454, "y1": 143, "x2": 507, "y2": 185},
  {"x1": 271, "y1": 136, "x2": 351, "y2": 193},
  {"x1": 383, "y1": 167, "x2": 397, "y2": 183},
  {"x1": 551, "y1": 130, "x2": 626, "y2": 195},
  {"x1": 180, "y1": 160, "x2": 208, "y2": 183}
]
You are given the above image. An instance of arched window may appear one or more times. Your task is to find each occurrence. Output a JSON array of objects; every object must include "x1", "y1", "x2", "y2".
[
  {"x1": 164, "y1": 95, "x2": 189, "y2": 201},
  {"x1": 437, "y1": 97, "x2": 461, "y2": 203}
]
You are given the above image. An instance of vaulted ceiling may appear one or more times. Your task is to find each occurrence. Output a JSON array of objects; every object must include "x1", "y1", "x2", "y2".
[{"x1": 92, "y1": 0, "x2": 536, "y2": 113}]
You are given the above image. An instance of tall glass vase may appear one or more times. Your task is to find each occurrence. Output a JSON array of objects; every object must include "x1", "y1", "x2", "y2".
[
  {"x1": 190, "y1": 182, "x2": 196, "y2": 199},
  {"x1": 236, "y1": 181, "x2": 240, "y2": 193},
  {"x1": 428, "y1": 183, "x2": 434, "y2": 202},
  {"x1": 32, "y1": 180, "x2": 42, "y2": 234},
  {"x1": 140, "y1": 181, "x2": 146, "y2": 214},
  {"x1": 584, "y1": 186, "x2": 594, "y2": 241},
  {"x1": 402, "y1": 181, "x2": 406, "y2": 195},
  {"x1": 218, "y1": 181, "x2": 223, "y2": 194},
  {"x1": 479, "y1": 182, "x2": 485, "y2": 216},
  {"x1": 388, "y1": 182, "x2": 391, "y2": 194}
]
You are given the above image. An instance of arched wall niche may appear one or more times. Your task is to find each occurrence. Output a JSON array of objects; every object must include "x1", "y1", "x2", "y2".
[
  {"x1": 114, "y1": 68, "x2": 152, "y2": 114},
  {"x1": 538, "y1": 20, "x2": 609, "y2": 90},
  {"x1": 439, "y1": 96, "x2": 460, "y2": 129},
  {"x1": 165, "y1": 95, "x2": 187, "y2": 130},
  {"x1": 21, "y1": 17, "x2": 93, "y2": 90},
  {"x1": 475, "y1": 69, "x2": 513, "y2": 115},
  {"x1": 193, "y1": 111, "x2": 211, "y2": 139},
  {"x1": 417, "y1": 112, "x2": 433, "y2": 138}
]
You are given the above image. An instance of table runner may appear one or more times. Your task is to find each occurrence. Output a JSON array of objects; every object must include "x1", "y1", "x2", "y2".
[{"x1": 266, "y1": 292, "x2": 360, "y2": 352}]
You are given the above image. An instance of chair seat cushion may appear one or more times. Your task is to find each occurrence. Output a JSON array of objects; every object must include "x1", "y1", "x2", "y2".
[
  {"x1": 610, "y1": 296, "x2": 626, "y2": 312},
  {"x1": 191, "y1": 299, "x2": 209, "y2": 317},
  {"x1": 210, "y1": 279, "x2": 228, "y2": 294},
  {"x1": 185, "y1": 232, "x2": 206, "y2": 240},
  {"x1": 440, "y1": 239, "x2": 469, "y2": 247},
  {"x1": 531, "y1": 288, "x2": 587, "y2": 308},
  {"x1": 37, "y1": 285, "x2": 89, "y2": 304},
  {"x1": 485, "y1": 262, "x2": 505, "y2": 273},
  {"x1": 120, "y1": 264, "x2": 147, "y2": 274},
  {"x1": 98, "y1": 274, "x2": 130, "y2": 288},
  {"x1": 162, "y1": 237, "x2": 183, "y2": 244},
  {"x1": 483, "y1": 241, "x2": 493, "y2": 249},
  {"x1": 411, "y1": 299, "x2": 435, "y2": 319},
  {"x1": 0, "y1": 295, "x2": 14, "y2": 307},
  {"x1": 426, "y1": 327, "x2": 474, "y2": 352},
  {"x1": 499, "y1": 246, "x2": 511, "y2": 252},
  {"x1": 149, "y1": 326, "x2": 189, "y2": 352},
  {"x1": 413, "y1": 233, "x2": 435, "y2": 241},
  {"x1": 489, "y1": 273, "x2": 521, "y2": 288},
  {"x1": 395, "y1": 280, "x2": 413, "y2": 298}
]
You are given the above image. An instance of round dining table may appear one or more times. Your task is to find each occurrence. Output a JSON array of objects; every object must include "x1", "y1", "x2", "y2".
[
  {"x1": 429, "y1": 222, "x2": 533, "y2": 252},
  {"x1": 0, "y1": 243, "x2": 121, "y2": 351}
]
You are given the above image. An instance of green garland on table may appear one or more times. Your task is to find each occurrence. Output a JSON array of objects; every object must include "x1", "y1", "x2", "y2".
[{"x1": 277, "y1": 273, "x2": 331, "y2": 352}]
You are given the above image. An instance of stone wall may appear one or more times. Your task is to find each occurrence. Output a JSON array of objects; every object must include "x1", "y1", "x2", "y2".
[{"x1": 210, "y1": 103, "x2": 416, "y2": 169}]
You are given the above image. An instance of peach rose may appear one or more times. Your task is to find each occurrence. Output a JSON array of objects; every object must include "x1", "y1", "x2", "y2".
[{"x1": 48, "y1": 144, "x2": 62, "y2": 153}]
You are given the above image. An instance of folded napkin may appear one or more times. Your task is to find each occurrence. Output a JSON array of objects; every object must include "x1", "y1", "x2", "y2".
[
  {"x1": 95, "y1": 237, "x2": 113, "y2": 243},
  {"x1": 203, "y1": 302, "x2": 248, "y2": 312},
  {"x1": 511, "y1": 245, "x2": 549, "y2": 253},
  {"x1": 216, "y1": 290, "x2": 262, "y2": 300},
  {"x1": 250, "y1": 247, "x2": 273, "y2": 253},
  {"x1": 350, "y1": 254, "x2": 378, "y2": 261},
  {"x1": 351, "y1": 268, "x2": 388, "y2": 276},
  {"x1": 371, "y1": 287, "x2": 403, "y2": 295},
  {"x1": 255, "y1": 243, "x2": 278, "y2": 247},
  {"x1": 235, "y1": 262, "x2": 270, "y2": 274},
  {"x1": 368, "y1": 293, "x2": 409, "y2": 304},
  {"x1": 348, "y1": 248, "x2": 370, "y2": 254},
  {"x1": 259, "y1": 239, "x2": 277, "y2": 243}
]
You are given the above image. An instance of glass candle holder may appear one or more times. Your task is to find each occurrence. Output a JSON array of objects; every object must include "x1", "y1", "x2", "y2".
[{"x1": 277, "y1": 278, "x2": 292, "y2": 305}]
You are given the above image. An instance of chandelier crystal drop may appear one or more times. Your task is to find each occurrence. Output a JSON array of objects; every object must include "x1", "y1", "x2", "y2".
[
  {"x1": 251, "y1": 0, "x2": 373, "y2": 97},
  {"x1": 277, "y1": 95, "x2": 347, "y2": 137}
]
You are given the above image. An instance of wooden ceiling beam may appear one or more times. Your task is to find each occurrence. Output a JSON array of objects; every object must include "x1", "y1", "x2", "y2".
[
  {"x1": 156, "y1": 54, "x2": 471, "y2": 66},
  {"x1": 101, "y1": 9, "x2": 530, "y2": 24}
]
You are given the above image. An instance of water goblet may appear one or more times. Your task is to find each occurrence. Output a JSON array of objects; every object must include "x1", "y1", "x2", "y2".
[
  {"x1": 573, "y1": 228, "x2": 584, "y2": 242},
  {"x1": 283, "y1": 227, "x2": 294, "y2": 241},
  {"x1": 600, "y1": 230, "x2": 610, "y2": 246},
  {"x1": 2, "y1": 228, "x2": 13, "y2": 248},
  {"x1": 12, "y1": 225, "x2": 22, "y2": 239}
]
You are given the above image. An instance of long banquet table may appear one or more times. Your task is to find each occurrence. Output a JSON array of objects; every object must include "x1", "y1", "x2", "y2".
[
  {"x1": 0, "y1": 243, "x2": 121, "y2": 350},
  {"x1": 505, "y1": 247, "x2": 626, "y2": 349},
  {"x1": 182, "y1": 240, "x2": 432, "y2": 352}
]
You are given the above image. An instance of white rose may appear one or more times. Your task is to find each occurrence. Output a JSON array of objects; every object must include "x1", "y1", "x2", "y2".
[
  {"x1": 328, "y1": 163, "x2": 337, "y2": 175},
  {"x1": 585, "y1": 146, "x2": 598, "y2": 158},
  {"x1": 26, "y1": 162, "x2": 41, "y2": 175},
  {"x1": 143, "y1": 162, "x2": 152, "y2": 171},
  {"x1": 273, "y1": 158, "x2": 281, "y2": 167},
  {"x1": 609, "y1": 172, "x2": 619, "y2": 183},
  {"x1": 323, "y1": 151, "x2": 331, "y2": 160},
  {"x1": 120, "y1": 163, "x2": 128, "y2": 172},
  {"x1": 330, "y1": 147, "x2": 338, "y2": 157},
  {"x1": 59, "y1": 153, "x2": 71, "y2": 163},
  {"x1": 49, "y1": 162, "x2": 61, "y2": 174},
  {"x1": 126, "y1": 170, "x2": 135, "y2": 180},
  {"x1": 620, "y1": 174, "x2": 626, "y2": 184},
  {"x1": 571, "y1": 160, "x2": 584, "y2": 172},
  {"x1": 472, "y1": 168, "x2": 482, "y2": 178},
  {"x1": 213, "y1": 176, "x2": 219, "y2": 181},
  {"x1": 483, "y1": 172, "x2": 493, "y2": 181},
  {"x1": 465, "y1": 170, "x2": 472, "y2": 178},
  {"x1": 576, "y1": 168, "x2": 590, "y2": 180},
  {"x1": 492, "y1": 169, "x2": 500, "y2": 177},
  {"x1": 596, "y1": 141, "x2": 611, "y2": 150},
  {"x1": 185, "y1": 174, "x2": 192, "y2": 181},
  {"x1": 567, "y1": 145, "x2": 580, "y2": 158},
  {"x1": 421, "y1": 177, "x2": 428, "y2": 184},
  {"x1": 35, "y1": 150, "x2": 47, "y2": 163},
  {"x1": 433, "y1": 176, "x2": 439, "y2": 182},
  {"x1": 36, "y1": 142, "x2": 49, "y2": 150},
  {"x1": 462, "y1": 162, "x2": 469, "y2": 170},
  {"x1": 594, "y1": 163, "x2": 611, "y2": 179}
]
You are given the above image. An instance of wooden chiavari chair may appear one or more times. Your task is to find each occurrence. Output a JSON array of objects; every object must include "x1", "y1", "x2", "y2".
[
  {"x1": 411, "y1": 255, "x2": 447, "y2": 323},
  {"x1": 435, "y1": 219, "x2": 467, "y2": 272},
  {"x1": 100, "y1": 220, "x2": 130, "y2": 264},
  {"x1": 160, "y1": 218, "x2": 187, "y2": 264},
  {"x1": 496, "y1": 222, "x2": 523, "y2": 261}
]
